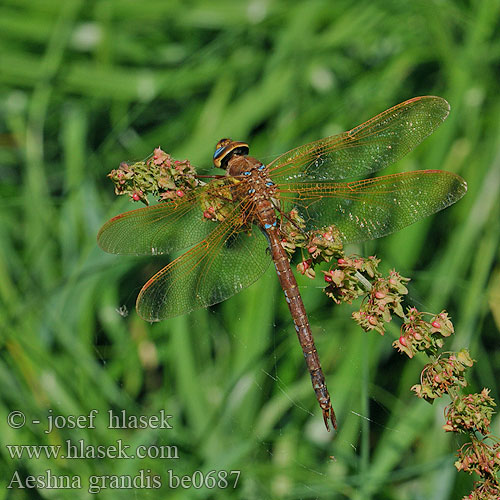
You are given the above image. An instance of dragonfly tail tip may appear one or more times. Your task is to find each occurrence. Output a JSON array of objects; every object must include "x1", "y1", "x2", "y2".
[{"x1": 322, "y1": 407, "x2": 337, "y2": 432}]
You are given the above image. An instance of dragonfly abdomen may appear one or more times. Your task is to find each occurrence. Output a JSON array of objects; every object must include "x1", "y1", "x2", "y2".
[{"x1": 266, "y1": 226, "x2": 337, "y2": 431}]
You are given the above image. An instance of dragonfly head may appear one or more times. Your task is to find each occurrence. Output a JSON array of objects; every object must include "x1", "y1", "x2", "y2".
[{"x1": 213, "y1": 138, "x2": 249, "y2": 169}]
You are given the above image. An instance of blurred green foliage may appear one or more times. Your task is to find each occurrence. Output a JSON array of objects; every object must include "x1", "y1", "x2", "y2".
[{"x1": 1, "y1": 0, "x2": 499, "y2": 498}]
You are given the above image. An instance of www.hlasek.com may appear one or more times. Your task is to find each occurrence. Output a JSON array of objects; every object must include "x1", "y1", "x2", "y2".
[{"x1": 6, "y1": 439, "x2": 179, "y2": 460}]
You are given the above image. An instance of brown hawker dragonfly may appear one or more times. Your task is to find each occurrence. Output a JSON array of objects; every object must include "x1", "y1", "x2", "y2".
[{"x1": 97, "y1": 96, "x2": 467, "y2": 431}]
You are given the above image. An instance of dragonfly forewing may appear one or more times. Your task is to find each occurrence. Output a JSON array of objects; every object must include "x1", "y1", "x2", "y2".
[
  {"x1": 97, "y1": 179, "x2": 239, "y2": 256},
  {"x1": 268, "y1": 96, "x2": 450, "y2": 183}
]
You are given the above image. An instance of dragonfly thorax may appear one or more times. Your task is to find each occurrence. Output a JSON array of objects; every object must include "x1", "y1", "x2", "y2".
[
  {"x1": 225, "y1": 154, "x2": 279, "y2": 228},
  {"x1": 226, "y1": 155, "x2": 276, "y2": 194},
  {"x1": 213, "y1": 138, "x2": 278, "y2": 211}
]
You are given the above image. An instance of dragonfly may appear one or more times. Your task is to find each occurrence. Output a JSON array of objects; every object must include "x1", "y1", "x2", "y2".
[{"x1": 97, "y1": 96, "x2": 467, "y2": 431}]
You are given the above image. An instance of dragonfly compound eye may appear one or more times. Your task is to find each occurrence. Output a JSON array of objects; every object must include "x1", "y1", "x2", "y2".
[{"x1": 213, "y1": 139, "x2": 250, "y2": 168}]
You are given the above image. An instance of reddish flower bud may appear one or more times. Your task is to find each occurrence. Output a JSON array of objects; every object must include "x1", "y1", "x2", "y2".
[
  {"x1": 368, "y1": 315, "x2": 377, "y2": 325},
  {"x1": 375, "y1": 291, "x2": 385, "y2": 299},
  {"x1": 308, "y1": 245, "x2": 317, "y2": 254},
  {"x1": 132, "y1": 193, "x2": 140, "y2": 201},
  {"x1": 176, "y1": 190, "x2": 184, "y2": 197},
  {"x1": 324, "y1": 274, "x2": 333, "y2": 282},
  {"x1": 432, "y1": 321, "x2": 440, "y2": 328},
  {"x1": 399, "y1": 336, "x2": 407, "y2": 346},
  {"x1": 337, "y1": 258, "x2": 346, "y2": 264}
]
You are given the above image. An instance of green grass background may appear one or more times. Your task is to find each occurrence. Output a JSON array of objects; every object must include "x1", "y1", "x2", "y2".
[{"x1": 1, "y1": 0, "x2": 499, "y2": 498}]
